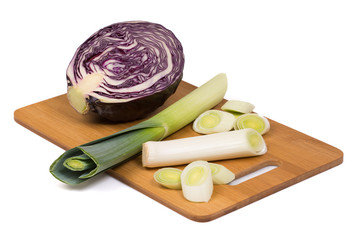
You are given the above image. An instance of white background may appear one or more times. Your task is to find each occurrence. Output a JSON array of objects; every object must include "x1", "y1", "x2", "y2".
[{"x1": 1, "y1": 0, "x2": 359, "y2": 239}]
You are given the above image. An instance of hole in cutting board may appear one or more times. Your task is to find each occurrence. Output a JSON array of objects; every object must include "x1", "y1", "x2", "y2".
[{"x1": 228, "y1": 165, "x2": 278, "y2": 186}]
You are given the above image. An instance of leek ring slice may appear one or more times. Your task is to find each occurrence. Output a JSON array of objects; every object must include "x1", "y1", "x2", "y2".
[
  {"x1": 221, "y1": 100, "x2": 255, "y2": 114},
  {"x1": 234, "y1": 113, "x2": 270, "y2": 135},
  {"x1": 154, "y1": 168, "x2": 182, "y2": 189},
  {"x1": 193, "y1": 110, "x2": 235, "y2": 134}
]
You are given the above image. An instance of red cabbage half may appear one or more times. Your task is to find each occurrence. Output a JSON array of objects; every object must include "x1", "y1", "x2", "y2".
[{"x1": 66, "y1": 21, "x2": 185, "y2": 122}]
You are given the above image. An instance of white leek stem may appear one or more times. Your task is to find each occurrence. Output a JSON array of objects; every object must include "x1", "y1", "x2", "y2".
[{"x1": 142, "y1": 128, "x2": 267, "y2": 168}]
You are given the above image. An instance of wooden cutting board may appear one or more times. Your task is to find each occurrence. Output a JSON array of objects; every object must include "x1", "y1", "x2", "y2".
[{"x1": 14, "y1": 81, "x2": 343, "y2": 222}]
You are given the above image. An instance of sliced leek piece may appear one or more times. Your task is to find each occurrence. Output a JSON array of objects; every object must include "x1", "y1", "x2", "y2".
[
  {"x1": 154, "y1": 168, "x2": 182, "y2": 189},
  {"x1": 181, "y1": 160, "x2": 213, "y2": 202},
  {"x1": 142, "y1": 128, "x2": 267, "y2": 168},
  {"x1": 234, "y1": 113, "x2": 270, "y2": 135},
  {"x1": 193, "y1": 110, "x2": 235, "y2": 134},
  {"x1": 221, "y1": 100, "x2": 255, "y2": 114},
  {"x1": 209, "y1": 163, "x2": 235, "y2": 184}
]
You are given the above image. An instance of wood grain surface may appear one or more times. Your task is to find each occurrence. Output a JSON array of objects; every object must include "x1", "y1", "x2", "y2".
[{"x1": 14, "y1": 81, "x2": 343, "y2": 222}]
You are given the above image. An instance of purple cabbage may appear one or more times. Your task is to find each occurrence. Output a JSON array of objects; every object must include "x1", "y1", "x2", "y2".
[{"x1": 66, "y1": 21, "x2": 185, "y2": 122}]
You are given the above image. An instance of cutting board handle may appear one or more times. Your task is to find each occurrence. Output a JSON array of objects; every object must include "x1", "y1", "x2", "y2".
[{"x1": 229, "y1": 159, "x2": 281, "y2": 186}]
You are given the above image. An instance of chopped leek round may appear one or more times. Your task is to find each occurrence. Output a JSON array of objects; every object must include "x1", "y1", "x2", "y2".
[
  {"x1": 193, "y1": 110, "x2": 235, "y2": 134},
  {"x1": 234, "y1": 113, "x2": 270, "y2": 135},
  {"x1": 181, "y1": 160, "x2": 213, "y2": 202},
  {"x1": 209, "y1": 163, "x2": 235, "y2": 184},
  {"x1": 221, "y1": 100, "x2": 255, "y2": 114},
  {"x1": 154, "y1": 168, "x2": 182, "y2": 189}
]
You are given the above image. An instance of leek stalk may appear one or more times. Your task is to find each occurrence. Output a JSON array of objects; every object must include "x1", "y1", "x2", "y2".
[
  {"x1": 50, "y1": 73, "x2": 228, "y2": 185},
  {"x1": 142, "y1": 128, "x2": 267, "y2": 168}
]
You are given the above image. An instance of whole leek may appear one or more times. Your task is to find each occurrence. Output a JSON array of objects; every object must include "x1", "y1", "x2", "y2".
[{"x1": 50, "y1": 73, "x2": 228, "y2": 185}]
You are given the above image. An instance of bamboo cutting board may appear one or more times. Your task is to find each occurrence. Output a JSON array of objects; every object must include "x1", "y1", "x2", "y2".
[{"x1": 14, "y1": 81, "x2": 343, "y2": 222}]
